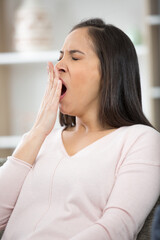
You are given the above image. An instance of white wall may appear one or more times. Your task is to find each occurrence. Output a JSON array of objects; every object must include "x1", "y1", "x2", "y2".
[{"x1": 46, "y1": 0, "x2": 147, "y2": 50}]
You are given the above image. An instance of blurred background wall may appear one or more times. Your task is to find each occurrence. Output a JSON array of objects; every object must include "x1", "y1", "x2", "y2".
[{"x1": 0, "y1": 0, "x2": 159, "y2": 158}]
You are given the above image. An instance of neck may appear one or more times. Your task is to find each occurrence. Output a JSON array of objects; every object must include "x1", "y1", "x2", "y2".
[
  {"x1": 74, "y1": 112, "x2": 112, "y2": 133},
  {"x1": 67, "y1": 104, "x2": 112, "y2": 133},
  {"x1": 75, "y1": 118, "x2": 101, "y2": 133}
]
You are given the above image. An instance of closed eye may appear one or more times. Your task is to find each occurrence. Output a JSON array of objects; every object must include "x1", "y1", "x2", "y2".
[
  {"x1": 72, "y1": 57, "x2": 79, "y2": 61},
  {"x1": 57, "y1": 57, "x2": 62, "y2": 61},
  {"x1": 57, "y1": 57, "x2": 79, "y2": 61},
  {"x1": 57, "y1": 49, "x2": 85, "y2": 62}
]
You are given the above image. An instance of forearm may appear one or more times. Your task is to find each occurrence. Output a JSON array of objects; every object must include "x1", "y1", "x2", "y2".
[
  {"x1": 12, "y1": 128, "x2": 47, "y2": 165},
  {"x1": 0, "y1": 157, "x2": 32, "y2": 229}
]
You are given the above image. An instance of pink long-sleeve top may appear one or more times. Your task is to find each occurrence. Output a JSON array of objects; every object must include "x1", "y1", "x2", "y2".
[{"x1": 0, "y1": 124, "x2": 160, "y2": 240}]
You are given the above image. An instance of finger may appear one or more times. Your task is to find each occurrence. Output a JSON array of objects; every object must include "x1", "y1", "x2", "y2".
[
  {"x1": 40, "y1": 63, "x2": 55, "y2": 109},
  {"x1": 48, "y1": 62, "x2": 55, "y2": 86},
  {"x1": 45, "y1": 62, "x2": 55, "y2": 96},
  {"x1": 44, "y1": 72, "x2": 59, "y2": 106},
  {"x1": 46, "y1": 77, "x2": 59, "y2": 106},
  {"x1": 54, "y1": 65, "x2": 60, "y2": 79},
  {"x1": 49, "y1": 61, "x2": 54, "y2": 70},
  {"x1": 35, "y1": 62, "x2": 57, "y2": 122},
  {"x1": 52, "y1": 79, "x2": 62, "y2": 105},
  {"x1": 36, "y1": 79, "x2": 61, "y2": 124},
  {"x1": 48, "y1": 64, "x2": 60, "y2": 97},
  {"x1": 42, "y1": 63, "x2": 60, "y2": 107}
]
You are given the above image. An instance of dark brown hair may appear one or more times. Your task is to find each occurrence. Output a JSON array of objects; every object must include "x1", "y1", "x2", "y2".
[{"x1": 59, "y1": 18, "x2": 153, "y2": 129}]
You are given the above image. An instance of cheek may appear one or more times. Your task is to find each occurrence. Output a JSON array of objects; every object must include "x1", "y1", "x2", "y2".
[
  {"x1": 71, "y1": 65, "x2": 100, "y2": 94},
  {"x1": 70, "y1": 70, "x2": 87, "y2": 96}
]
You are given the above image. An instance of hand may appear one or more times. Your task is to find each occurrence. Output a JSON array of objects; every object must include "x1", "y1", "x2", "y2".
[{"x1": 32, "y1": 62, "x2": 62, "y2": 137}]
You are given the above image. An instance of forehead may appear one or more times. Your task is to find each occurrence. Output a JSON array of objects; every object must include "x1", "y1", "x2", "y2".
[{"x1": 62, "y1": 28, "x2": 94, "y2": 52}]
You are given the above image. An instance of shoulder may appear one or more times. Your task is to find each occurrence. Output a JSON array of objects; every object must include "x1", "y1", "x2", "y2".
[
  {"x1": 119, "y1": 124, "x2": 160, "y2": 166},
  {"x1": 115, "y1": 124, "x2": 160, "y2": 152},
  {"x1": 121, "y1": 124, "x2": 160, "y2": 142}
]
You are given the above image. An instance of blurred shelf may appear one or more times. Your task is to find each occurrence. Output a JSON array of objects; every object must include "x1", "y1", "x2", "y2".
[
  {"x1": 150, "y1": 86, "x2": 160, "y2": 99},
  {"x1": 0, "y1": 50, "x2": 59, "y2": 65},
  {"x1": 0, "y1": 135, "x2": 21, "y2": 148},
  {"x1": 0, "y1": 46, "x2": 147, "y2": 65},
  {"x1": 146, "y1": 15, "x2": 160, "y2": 25}
]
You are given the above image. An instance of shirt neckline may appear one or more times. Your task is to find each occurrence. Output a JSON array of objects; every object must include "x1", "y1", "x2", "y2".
[{"x1": 59, "y1": 126, "x2": 124, "y2": 159}]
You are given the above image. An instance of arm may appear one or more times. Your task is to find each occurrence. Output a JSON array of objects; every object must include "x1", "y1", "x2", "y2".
[
  {"x1": 70, "y1": 129, "x2": 160, "y2": 240},
  {"x1": 0, "y1": 157, "x2": 32, "y2": 230},
  {"x1": 0, "y1": 63, "x2": 62, "y2": 229},
  {"x1": 12, "y1": 63, "x2": 62, "y2": 165}
]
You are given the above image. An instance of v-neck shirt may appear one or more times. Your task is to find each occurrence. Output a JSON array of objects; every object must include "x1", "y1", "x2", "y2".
[
  {"x1": 59, "y1": 126, "x2": 123, "y2": 159},
  {"x1": 1, "y1": 124, "x2": 160, "y2": 240}
]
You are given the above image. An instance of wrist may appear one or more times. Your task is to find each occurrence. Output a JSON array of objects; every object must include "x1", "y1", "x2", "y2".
[
  {"x1": 29, "y1": 127, "x2": 48, "y2": 140},
  {"x1": 12, "y1": 127, "x2": 47, "y2": 165}
]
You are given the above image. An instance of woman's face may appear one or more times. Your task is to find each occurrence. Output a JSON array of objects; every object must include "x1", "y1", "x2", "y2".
[{"x1": 55, "y1": 27, "x2": 101, "y2": 117}]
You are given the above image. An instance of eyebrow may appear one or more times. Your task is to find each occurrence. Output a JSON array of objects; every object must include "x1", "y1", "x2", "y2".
[{"x1": 60, "y1": 50, "x2": 85, "y2": 55}]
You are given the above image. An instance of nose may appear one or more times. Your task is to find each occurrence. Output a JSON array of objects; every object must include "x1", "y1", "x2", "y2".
[{"x1": 55, "y1": 60, "x2": 67, "y2": 73}]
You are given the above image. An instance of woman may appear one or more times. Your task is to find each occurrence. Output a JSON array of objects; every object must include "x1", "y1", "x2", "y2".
[{"x1": 0, "y1": 18, "x2": 159, "y2": 240}]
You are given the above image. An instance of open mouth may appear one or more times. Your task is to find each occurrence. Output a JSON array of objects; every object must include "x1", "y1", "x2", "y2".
[{"x1": 61, "y1": 83, "x2": 67, "y2": 96}]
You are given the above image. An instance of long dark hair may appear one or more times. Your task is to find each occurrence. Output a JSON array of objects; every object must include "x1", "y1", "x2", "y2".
[{"x1": 59, "y1": 18, "x2": 153, "y2": 129}]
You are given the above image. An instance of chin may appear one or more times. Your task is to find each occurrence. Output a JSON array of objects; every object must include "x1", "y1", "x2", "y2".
[
  {"x1": 59, "y1": 107, "x2": 77, "y2": 119},
  {"x1": 59, "y1": 99, "x2": 83, "y2": 116},
  {"x1": 59, "y1": 104, "x2": 71, "y2": 116}
]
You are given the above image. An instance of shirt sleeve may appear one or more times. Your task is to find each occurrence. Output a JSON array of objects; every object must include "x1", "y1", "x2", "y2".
[
  {"x1": 70, "y1": 128, "x2": 160, "y2": 240},
  {"x1": 0, "y1": 156, "x2": 32, "y2": 230}
]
